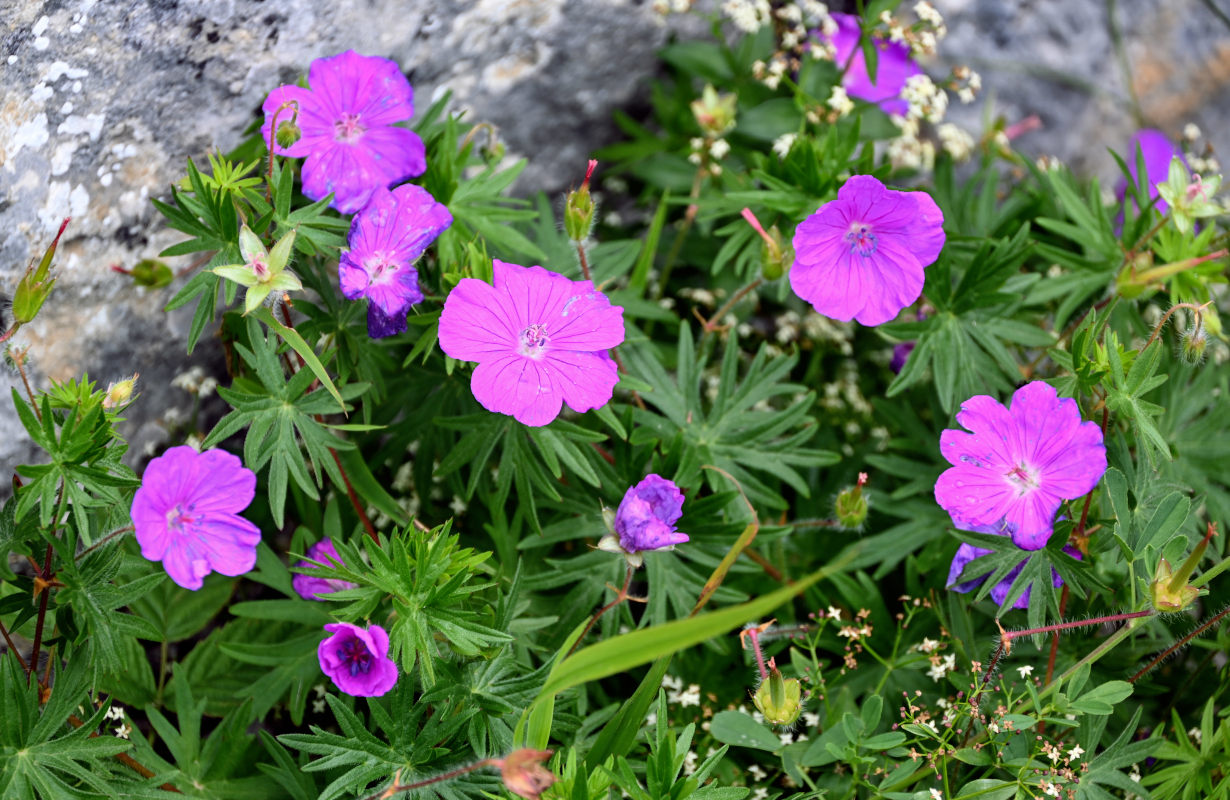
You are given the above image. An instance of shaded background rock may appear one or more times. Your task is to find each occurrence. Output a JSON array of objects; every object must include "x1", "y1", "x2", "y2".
[
  {"x1": 938, "y1": 0, "x2": 1230, "y2": 182},
  {"x1": 0, "y1": 0, "x2": 673, "y2": 471},
  {"x1": 2, "y1": 0, "x2": 1229, "y2": 476}
]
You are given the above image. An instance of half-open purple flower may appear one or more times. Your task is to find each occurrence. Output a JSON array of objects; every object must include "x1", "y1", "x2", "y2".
[
  {"x1": 598, "y1": 475, "x2": 687, "y2": 567},
  {"x1": 339, "y1": 183, "x2": 452, "y2": 338},
  {"x1": 791, "y1": 175, "x2": 945, "y2": 326},
  {"x1": 292, "y1": 539, "x2": 359, "y2": 601},
  {"x1": 318, "y1": 622, "x2": 398, "y2": 697},
  {"x1": 438, "y1": 259, "x2": 625, "y2": 427},
  {"x1": 934, "y1": 382, "x2": 1107, "y2": 551},
  {"x1": 947, "y1": 520, "x2": 1082, "y2": 609},
  {"x1": 130, "y1": 446, "x2": 261, "y2": 590},
  {"x1": 261, "y1": 50, "x2": 426, "y2": 214},
  {"x1": 817, "y1": 13, "x2": 923, "y2": 116}
]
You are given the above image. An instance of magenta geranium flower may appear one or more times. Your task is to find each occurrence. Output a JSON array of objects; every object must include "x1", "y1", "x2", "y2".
[
  {"x1": 261, "y1": 50, "x2": 426, "y2": 214},
  {"x1": 934, "y1": 382, "x2": 1107, "y2": 551},
  {"x1": 817, "y1": 13, "x2": 922, "y2": 116},
  {"x1": 947, "y1": 520, "x2": 1082, "y2": 610},
  {"x1": 318, "y1": 622, "x2": 398, "y2": 697},
  {"x1": 339, "y1": 183, "x2": 452, "y2": 338},
  {"x1": 292, "y1": 539, "x2": 358, "y2": 601},
  {"x1": 790, "y1": 175, "x2": 945, "y2": 326},
  {"x1": 130, "y1": 446, "x2": 261, "y2": 590},
  {"x1": 437, "y1": 259, "x2": 626, "y2": 427}
]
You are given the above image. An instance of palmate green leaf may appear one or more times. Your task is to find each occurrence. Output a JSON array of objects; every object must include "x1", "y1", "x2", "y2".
[
  {"x1": 1103, "y1": 335, "x2": 1171, "y2": 466},
  {"x1": 1076, "y1": 707, "x2": 1159, "y2": 800},
  {"x1": 0, "y1": 656, "x2": 135, "y2": 799},
  {"x1": 622, "y1": 325, "x2": 836, "y2": 510}
]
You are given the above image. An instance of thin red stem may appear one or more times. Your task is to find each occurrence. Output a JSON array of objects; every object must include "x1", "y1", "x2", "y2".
[
  {"x1": 0, "y1": 619, "x2": 29, "y2": 672},
  {"x1": 362, "y1": 760, "x2": 497, "y2": 800},
  {"x1": 1130, "y1": 606, "x2": 1230, "y2": 683},
  {"x1": 1012, "y1": 608, "x2": 1153, "y2": 643},
  {"x1": 27, "y1": 542, "x2": 53, "y2": 681},
  {"x1": 567, "y1": 563, "x2": 636, "y2": 657}
]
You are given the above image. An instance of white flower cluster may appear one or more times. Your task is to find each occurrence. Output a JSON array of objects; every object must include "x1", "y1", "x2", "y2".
[
  {"x1": 651, "y1": 0, "x2": 692, "y2": 14},
  {"x1": 687, "y1": 137, "x2": 729, "y2": 173},
  {"x1": 827, "y1": 85, "x2": 854, "y2": 118},
  {"x1": 887, "y1": 119, "x2": 937, "y2": 171},
  {"x1": 953, "y1": 65, "x2": 982, "y2": 104},
  {"x1": 772, "y1": 133, "x2": 798, "y2": 159},
  {"x1": 902, "y1": 74, "x2": 948, "y2": 123},
  {"x1": 722, "y1": 0, "x2": 772, "y2": 33},
  {"x1": 751, "y1": 57, "x2": 788, "y2": 90},
  {"x1": 937, "y1": 123, "x2": 975, "y2": 161},
  {"x1": 171, "y1": 365, "x2": 218, "y2": 397}
]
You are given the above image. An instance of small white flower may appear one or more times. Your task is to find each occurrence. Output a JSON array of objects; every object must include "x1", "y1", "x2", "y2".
[
  {"x1": 751, "y1": 790, "x2": 769, "y2": 800},
  {"x1": 114, "y1": 723, "x2": 131, "y2": 739},
  {"x1": 1129, "y1": 764, "x2": 1142, "y2": 782},
  {"x1": 772, "y1": 132, "x2": 798, "y2": 159},
  {"x1": 826, "y1": 86, "x2": 854, "y2": 117},
  {"x1": 1068, "y1": 744, "x2": 1085, "y2": 761},
  {"x1": 709, "y1": 138, "x2": 731, "y2": 160},
  {"x1": 683, "y1": 750, "x2": 699, "y2": 775},
  {"x1": 449, "y1": 495, "x2": 467, "y2": 515},
  {"x1": 104, "y1": 705, "x2": 126, "y2": 721},
  {"x1": 779, "y1": 731, "x2": 794, "y2": 746},
  {"x1": 312, "y1": 698, "x2": 326, "y2": 713},
  {"x1": 803, "y1": 712, "x2": 820, "y2": 727},
  {"x1": 1184, "y1": 123, "x2": 1202, "y2": 141},
  {"x1": 917, "y1": 637, "x2": 940, "y2": 653},
  {"x1": 988, "y1": 721, "x2": 999, "y2": 734},
  {"x1": 747, "y1": 764, "x2": 767, "y2": 781},
  {"x1": 827, "y1": 606, "x2": 842, "y2": 621},
  {"x1": 1017, "y1": 665, "x2": 1034, "y2": 679},
  {"x1": 930, "y1": 789, "x2": 944, "y2": 800},
  {"x1": 1041, "y1": 781, "x2": 1060, "y2": 798}
]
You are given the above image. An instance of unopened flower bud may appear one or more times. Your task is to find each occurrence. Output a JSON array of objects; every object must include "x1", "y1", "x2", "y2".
[
  {"x1": 499, "y1": 749, "x2": 557, "y2": 800},
  {"x1": 13, "y1": 218, "x2": 70, "y2": 325},
  {"x1": 127, "y1": 258, "x2": 173, "y2": 288},
  {"x1": 690, "y1": 84, "x2": 737, "y2": 137},
  {"x1": 275, "y1": 119, "x2": 302, "y2": 149},
  {"x1": 834, "y1": 472, "x2": 869, "y2": 529},
  {"x1": 103, "y1": 374, "x2": 139, "y2": 410},
  {"x1": 752, "y1": 664, "x2": 803, "y2": 726},
  {"x1": 740, "y1": 208, "x2": 792, "y2": 281},
  {"x1": 564, "y1": 160, "x2": 598, "y2": 243},
  {"x1": 1179, "y1": 326, "x2": 1208, "y2": 364}
]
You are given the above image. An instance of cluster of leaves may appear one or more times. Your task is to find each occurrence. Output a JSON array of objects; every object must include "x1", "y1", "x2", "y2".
[{"x1": 1, "y1": 3, "x2": 1229, "y2": 800}]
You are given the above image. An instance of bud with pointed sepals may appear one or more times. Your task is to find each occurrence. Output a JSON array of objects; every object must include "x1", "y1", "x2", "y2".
[
  {"x1": 1151, "y1": 522, "x2": 1215, "y2": 612},
  {"x1": 834, "y1": 472, "x2": 869, "y2": 530},
  {"x1": 102, "y1": 374, "x2": 139, "y2": 411},
  {"x1": 498, "y1": 749, "x2": 557, "y2": 800},
  {"x1": 741, "y1": 208, "x2": 792, "y2": 280},
  {"x1": 691, "y1": 84, "x2": 737, "y2": 137},
  {"x1": 275, "y1": 118, "x2": 302, "y2": 149},
  {"x1": 752, "y1": 660, "x2": 803, "y2": 726},
  {"x1": 213, "y1": 225, "x2": 303, "y2": 314},
  {"x1": 112, "y1": 258, "x2": 173, "y2": 289},
  {"x1": 1157, "y1": 156, "x2": 1223, "y2": 234},
  {"x1": 1179, "y1": 325, "x2": 1208, "y2": 364},
  {"x1": 13, "y1": 218, "x2": 70, "y2": 326},
  {"x1": 564, "y1": 160, "x2": 598, "y2": 243}
]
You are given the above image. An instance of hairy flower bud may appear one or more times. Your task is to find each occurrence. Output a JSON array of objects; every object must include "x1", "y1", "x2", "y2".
[
  {"x1": 1179, "y1": 326, "x2": 1208, "y2": 364},
  {"x1": 499, "y1": 749, "x2": 557, "y2": 800},
  {"x1": 752, "y1": 664, "x2": 803, "y2": 726},
  {"x1": 102, "y1": 374, "x2": 139, "y2": 411},
  {"x1": 13, "y1": 218, "x2": 70, "y2": 326},
  {"x1": 275, "y1": 118, "x2": 302, "y2": 149},
  {"x1": 564, "y1": 160, "x2": 598, "y2": 243},
  {"x1": 834, "y1": 472, "x2": 869, "y2": 529}
]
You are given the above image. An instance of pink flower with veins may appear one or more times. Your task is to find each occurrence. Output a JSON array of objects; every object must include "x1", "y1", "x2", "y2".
[
  {"x1": 261, "y1": 50, "x2": 426, "y2": 214},
  {"x1": 437, "y1": 260, "x2": 625, "y2": 427},
  {"x1": 934, "y1": 382, "x2": 1107, "y2": 551},
  {"x1": 790, "y1": 175, "x2": 945, "y2": 326}
]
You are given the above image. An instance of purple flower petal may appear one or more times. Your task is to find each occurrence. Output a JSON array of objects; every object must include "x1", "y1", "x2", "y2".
[
  {"x1": 615, "y1": 475, "x2": 688, "y2": 553},
  {"x1": 131, "y1": 446, "x2": 261, "y2": 590},
  {"x1": 935, "y1": 382, "x2": 1107, "y2": 550},
  {"x1": 318, "y1": 622, "x2": 398, "y2": 697},
  {"x1": 439, "y1": 260, "x2": 626, "y2": 427},
  {"x1": 260, "y1": 50, "x2": 425, "y2": 213},
  {"x1": 791, "y1": 175, "x2": 944, "y2": 326},
  {"x1": 819, "y1": 13, "x2": 922, "y2": 115},
  {"x1": 946, "y1": 520, "x2": 1083, "y2": 611},
  {"x1": 293, "y1": 539, "x2": 359, "y2": 601}
]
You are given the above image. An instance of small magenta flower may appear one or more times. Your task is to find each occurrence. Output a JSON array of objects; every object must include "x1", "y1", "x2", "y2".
[
  {"x1": 261, "y1": 50, "x2": 426, "y2": 214},
  {"x1": 599, "y1": 475, "x2": 687, "y2": 567},
  {"x1": 438, "y1": 259, "x2": 625, "y2": 427},
  {"x1": 292, "y1": 539, "x2": 359, "y2": 601},
  {"x1": 339, "y1": 184, "x2": 452, "y2": 338},
  {"x1": 130, "y1": 446, "x2": 261, "y2": 590},
  {"x1": 947, "y1": 520, "x2": 1082, "y2": 609},
  {"x1": 318, "y1": 622, "x2": 398, "y2": 697},
  {"x1": 817, "y1": 13, "x2": 922, "y2": 116},
  {"x1": 934, "y1": 382, "x2": 1107, "y2": 551},
  {"x1": 791, "y1": 175, "x2": 945, "y2": 326}
]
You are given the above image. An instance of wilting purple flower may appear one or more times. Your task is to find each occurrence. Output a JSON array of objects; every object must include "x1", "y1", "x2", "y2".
[
  {"x1": 339, "y1": 184, "x2": 452, "y2": 338},
  {"x1": 616, "y1": 474, "x2": 688, "y2": 553},
  {"x1": 947, "y1": 519, "x2": 1083, "y2": 609},
  {"x1": 817, "y1": 13, "x2": 922, "y2": 116},
  {"x1": 1118, "y1": 129, "x2": 1185, "y2": 216},
  {"x1": 438, "y1": 259, "x2": 625, "y2": 427},
  {"x1": 261, "y1": 50, "x2": 426, "y2": 214},
  {"x1": 292, "y1": 539, "x2": 359, "y2": 601},
  {"x1": 791, "y1": 175, "x2": 945, "y2": 326},
  {"x1": 318, "y1": 622, "x2": 398, "y2": 697},
  {"x1": 130, "y1": 446, "x2": 260, "y2": 591},
  {"x1": 935, "y1": 382, "x2": 1107, "y2": 551}
]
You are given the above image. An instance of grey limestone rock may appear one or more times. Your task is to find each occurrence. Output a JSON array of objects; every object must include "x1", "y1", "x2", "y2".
[{"x1": 0, "y1": 0, "x2": 672, "y2": 471}]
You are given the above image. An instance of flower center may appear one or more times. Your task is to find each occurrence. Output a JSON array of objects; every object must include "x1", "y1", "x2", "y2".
[
  {"x1": 333, "y1": 112, "x2": 366, "y2": 144},
  {"x1": 337, "y1": 638, "x2": 373, "y2": 676},
  {"x1": 364, "y1": 251, "x2": 400, "y2": 285},
  {"x1": 845, "y1": 223, "x2": 877, "y2": 257},
  {"x1": 165, "y1": 503, "x2": 198, "y2": 533},
  {"x1": 1004, "y1": 464, "x2": 1040, "y2": 496},
  {"x1": 250, "y1": 255, "x2": 271, "y2": 282},
  {"x1": 517, "y1": 323, "x2": 550, "y2": 358}
]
